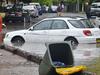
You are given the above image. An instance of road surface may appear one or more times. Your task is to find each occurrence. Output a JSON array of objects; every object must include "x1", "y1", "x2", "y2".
[{"x1": 0, "y1": 48, "x2": 39, "y2": 75}]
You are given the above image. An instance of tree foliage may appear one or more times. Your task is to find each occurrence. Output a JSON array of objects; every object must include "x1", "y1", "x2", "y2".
[
  {"x1": 32, "y1": 0, "x2": 52, "y2": 6},
  {"x1": 3, "y1": 0, "x2": 99, "y2": 6},
  {"x1": 63, "y1": 0, "x2": 95, "y2": 4},
  {"x1": 64, "y1": 0, "x2": 77, "y2": 3}
]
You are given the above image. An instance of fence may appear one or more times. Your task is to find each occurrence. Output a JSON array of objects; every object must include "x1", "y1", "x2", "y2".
[{"x1": 63, "y1": 3, "x2": 83, "y2": 13}]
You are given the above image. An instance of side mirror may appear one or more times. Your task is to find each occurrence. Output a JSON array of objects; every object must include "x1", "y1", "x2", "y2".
[
  {"x1": 2, "y1": 23, "x2": 6, "y2": 29},
  {"x1": 29, "y1": 27, "x2": 33, "y2": 31}
]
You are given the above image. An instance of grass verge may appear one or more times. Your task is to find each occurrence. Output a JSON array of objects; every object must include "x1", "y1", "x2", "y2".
[{"x1": 87, "y1": 58, "x2": 100, "y2": 75}]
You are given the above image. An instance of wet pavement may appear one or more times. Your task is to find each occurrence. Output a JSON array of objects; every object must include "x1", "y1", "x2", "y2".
[{"x1": 0, "y1": 49, "x2": 39, "y2": 75}]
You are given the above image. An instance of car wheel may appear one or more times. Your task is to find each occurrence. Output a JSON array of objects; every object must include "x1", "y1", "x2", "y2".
[
  {"x1": 11, "y1": 37, "x2": 25, "y2": 46},
  {"x1": 65, "y1": 38, "x2": 78, "y2": 49}
]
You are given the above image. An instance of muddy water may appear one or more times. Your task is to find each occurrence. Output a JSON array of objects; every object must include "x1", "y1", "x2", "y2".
[
  {"x1": 8, "y1": 42, "x2": 100, "y2": 65},
  {"x1": 3, "y1": 13, "x2": 100, "y2": 66},
  {"x1": 3, "y1": 22, "x2": 100, "y2": 65}
]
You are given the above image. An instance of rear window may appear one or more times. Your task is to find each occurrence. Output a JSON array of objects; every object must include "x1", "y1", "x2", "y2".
[{"x1": 68, "y1": 19, "x2": 95, "y2": 28}]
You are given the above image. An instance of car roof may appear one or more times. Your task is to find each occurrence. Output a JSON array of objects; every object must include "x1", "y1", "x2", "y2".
[{"x1": 43, "y1": 16, "x2": 86, "y2": 21}]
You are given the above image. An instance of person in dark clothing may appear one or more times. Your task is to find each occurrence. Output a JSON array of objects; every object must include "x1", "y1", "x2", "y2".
[
  {"x1": 57, "y1": 4, "x2": 62, "y2": 16},
  {"x1": 57, "y1": 4, "x2": 64, "y2": 16},
  {"x1": 85, "y1": 2, "x2": 91, "y2": 19}
]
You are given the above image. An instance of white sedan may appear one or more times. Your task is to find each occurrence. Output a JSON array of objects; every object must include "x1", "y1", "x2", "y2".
[{"x1": 4, "y1": 17, "x2": 100, "y2": 49}]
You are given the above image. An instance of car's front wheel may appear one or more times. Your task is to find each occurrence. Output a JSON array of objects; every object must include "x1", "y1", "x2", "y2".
[
  {"x1": 11, "y1": 36, "x2": 25, "y2": 46},
  {"x1": 65, "y1": 38, "x2": 78, "y2": 49}
]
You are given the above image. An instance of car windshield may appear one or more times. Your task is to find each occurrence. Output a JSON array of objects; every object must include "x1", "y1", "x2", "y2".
[{"x1": 68, "y1": 19, "x2": 95, "y2": 28}]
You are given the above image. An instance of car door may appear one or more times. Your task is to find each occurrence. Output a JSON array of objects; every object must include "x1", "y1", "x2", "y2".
[
  {"x1": 25, "y1": 20, "x2": 52, "y2": 43},
  {"x1": 48, "y1": 20, "x2": 69, "y2": 42}
]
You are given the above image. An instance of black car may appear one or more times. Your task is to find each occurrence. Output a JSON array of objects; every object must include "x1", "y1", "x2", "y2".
[
  {"x1": 4, "y1": 11, "x2": 24, "y2": 22},
  {"x1": 4, "y1": 3, "x2": 30, "y2": 22}
]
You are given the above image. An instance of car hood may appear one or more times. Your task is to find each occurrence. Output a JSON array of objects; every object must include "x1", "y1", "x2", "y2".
[{"x1": 6, "y1": 30, "x2": 28, "y2": 35}]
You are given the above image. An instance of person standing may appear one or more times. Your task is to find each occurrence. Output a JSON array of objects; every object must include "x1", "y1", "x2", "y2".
[
  {"x1": 85, "y1": 2, "x2": 91, "y2": 19},
  {"x1": 60, "y1": 0, "x2": 64, "y2": 12},
  {"x1": 57, "y1": 4, "x2": 63, "y2": 16},
  {"x1": 57, "y1": 2, "x2": 64, "y2": 16}
]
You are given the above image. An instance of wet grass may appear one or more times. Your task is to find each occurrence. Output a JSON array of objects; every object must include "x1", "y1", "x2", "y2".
[{"x1": 87, "y1": 58, "x2": 100, "y2": 75}]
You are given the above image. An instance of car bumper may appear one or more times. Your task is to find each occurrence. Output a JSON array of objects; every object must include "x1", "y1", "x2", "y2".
[
  {"x1": 3, "y1": 37, "x2": 12, "y2": 46},
  {"x1": 77, "y1": 36, "x2": 100, "y2": 44}
]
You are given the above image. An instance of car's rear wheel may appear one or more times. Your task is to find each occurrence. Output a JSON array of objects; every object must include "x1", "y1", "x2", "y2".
[
  {"x1": 65, "y1": 38, "x2": 78, "y2": 49},
  {"x1": 11, "y1": 37, "x2": 25, "y2": 46}
]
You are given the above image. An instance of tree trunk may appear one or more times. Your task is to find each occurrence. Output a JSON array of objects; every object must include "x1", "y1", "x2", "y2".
[{"x1": 82, "y1": 3, "x2": 84, "y2": 12}]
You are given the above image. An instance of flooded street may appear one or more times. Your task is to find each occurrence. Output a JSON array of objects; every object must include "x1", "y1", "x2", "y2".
[
  {"x1": 2, "y1": 13, "x2": 100, "y2": 74},
  {"x1": 5, "y1": 41, "x2": 100, "y2": 65},
  {"x1": 3, "y1": 15, "x2": 100, "y2": 65}
]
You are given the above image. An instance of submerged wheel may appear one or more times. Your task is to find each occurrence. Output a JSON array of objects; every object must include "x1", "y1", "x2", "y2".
[
  {"x1": 65, "y1": 38, "x2": 78, "y2": 49},
  {"x1": 11, "y1": 37, "x2": 25, "y2": 46}
]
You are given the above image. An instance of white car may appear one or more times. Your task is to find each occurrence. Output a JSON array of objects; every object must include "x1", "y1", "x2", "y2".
[
  {"x1": 90, "y1": 2, "x2": 100, "y2": 16},
  {"x1": 4, "y1": 17, "x2": 100, "y2": 49},
  {"x1": 22, "y1": 5, "x2": 39, "y2": 18},
  {"x1": 49, "y1": 5, "x2": 58, "y2": 13}
]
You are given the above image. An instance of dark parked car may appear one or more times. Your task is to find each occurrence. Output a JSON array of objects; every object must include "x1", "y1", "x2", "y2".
[
  {"x1": 4, "y1": 11, "x2": 23, "y2": 22},
  {"x1": 4, "y1": 10, "x2": 30, "y2": 23},
  {"x1": 4, "y1": 3, "x2": 30, "y2": 22}
]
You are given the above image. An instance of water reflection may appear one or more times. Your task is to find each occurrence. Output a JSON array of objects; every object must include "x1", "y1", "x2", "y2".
[
  {"x1": 74, "y1": 43, "x2": 100, "y2": 65},
  {"x1": 5, "y1": 42, "x2": 100, "y2": 65}
]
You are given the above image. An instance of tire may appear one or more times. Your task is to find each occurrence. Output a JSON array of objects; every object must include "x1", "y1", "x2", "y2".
[
  {"x1": 65, "y1": 38, "x2": 78, "y2": 49},
  {"x1": 11, "y1": 37, "x2": 25, "y2": 46}
]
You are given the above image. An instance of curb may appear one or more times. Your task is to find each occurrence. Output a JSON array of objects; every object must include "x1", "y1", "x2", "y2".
[{"x1": 0, "y1": 45, "x2": 42, "y2": 64}]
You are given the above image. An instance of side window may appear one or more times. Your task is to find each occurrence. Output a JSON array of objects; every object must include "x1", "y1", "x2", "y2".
[
  {"x1": 69, "y1": 20, "x2": 85, "y2": 28},
  {"x1": 51, "y1": 20, "x2": 68, "y2": 29},
  {"x1": 34, "y1": 20, "x2": 52, "y2": 30}
]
